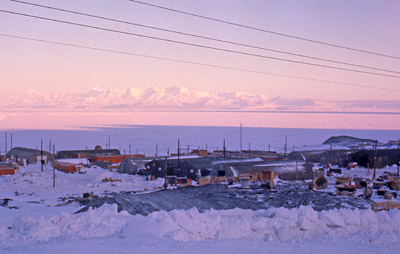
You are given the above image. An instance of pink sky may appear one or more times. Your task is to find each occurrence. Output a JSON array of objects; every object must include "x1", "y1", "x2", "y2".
[{"x1": 1, "y1": 0, "x2": 399, "y2": 102}]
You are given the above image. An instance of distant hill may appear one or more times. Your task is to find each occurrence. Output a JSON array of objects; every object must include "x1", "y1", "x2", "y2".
[{"x1": 322, "y1": 135, "x2": 377, "y2": 146}]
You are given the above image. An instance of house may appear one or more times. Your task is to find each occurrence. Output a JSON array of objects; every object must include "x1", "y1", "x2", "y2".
[{"x1": 7, "y1": 147, "x2": 54, "y2": 164}]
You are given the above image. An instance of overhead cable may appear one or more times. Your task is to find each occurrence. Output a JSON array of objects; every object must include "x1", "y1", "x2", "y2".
[
  {"x1": 9, "y1": 0, "x2": 400, "y2": 74},
  {"x1": 1, "y1": 9, "x2": 400, "y2": 79},
  {"x1": 2, "y1": 33, "x2": 399, "y2": 92},
  {"x1": 127, "y1": 0, "x2": 400, "y2": 60}
]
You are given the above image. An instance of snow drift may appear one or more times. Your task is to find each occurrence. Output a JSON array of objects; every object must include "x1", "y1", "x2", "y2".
[
  {"x1": 149, "y1": 206, "x2": 400, "y2": 242},
  {"x1": 1, "y1": 204, "x2": 400, "y2": 249},
  {"x1": 0, "y1": 205, "x2": 129, "y2": 248}
]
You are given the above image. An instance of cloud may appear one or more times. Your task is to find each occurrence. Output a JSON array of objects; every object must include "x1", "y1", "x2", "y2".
[{"x1": 0, "y1": 87, "x2": 398, "y2": 112}]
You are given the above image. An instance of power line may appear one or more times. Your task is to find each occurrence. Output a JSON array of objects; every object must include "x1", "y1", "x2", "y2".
[
  {"x1": 2, "y1": 33, "x2": 399, "y2": 92},
  {"x1": 9, "y1": 0, "x2": 400, "y2": 75},
  {"x1": 127, "y1": 0, "x2": 400, "y2": 61},
  {"x1": 1, "y1": 9, "x2": 400, "y2": 79}
]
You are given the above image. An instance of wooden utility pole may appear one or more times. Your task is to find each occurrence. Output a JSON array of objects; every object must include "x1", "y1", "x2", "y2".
[
  {"x1": 10, "y1": 133, "x2": 12, "y2": 149},
  {"x1": 41, "y1": 138, "x2": 43, "y2": 172},
  {"x1": 373, "y1": 140, "x2": 377, "y2": 179},
  {"x1": 164, "y1": 156, "x2": 168, "y2": 189},
  {"x1": 223, "y1": 139, "x2": 226, "y2": 160},
  {"x1": 398, "y1": 139, "x2": 400, "y2": 178},
  {"x1": 284, "y1": 136, "x2": 288, "y2": 157},
  {"x1": 240, "y1": 123, "x2": 242, "y2": 152},
  {"x1": 177, "y1": 139, "x2": 180, "y2": 170}
]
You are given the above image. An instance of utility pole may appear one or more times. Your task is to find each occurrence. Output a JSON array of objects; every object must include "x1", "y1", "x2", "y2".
[
  {"x1": 155, "y1": 145, "x2": 158, "y2": 158},
  {"x1": 284, "y1": 136, "x2": 288, "y2": 157},
  {"x1": 373, "y1": 140, "x2": 377, "y2": 179},
  {"x1": 10, "y1": 133, "x2": 12, "y2": 149},
  {"x1": 108, "y1": 136, "x2": 111, "y2": 149},
  {"x1": 177, "y1": 139, "x2": 180, "y2": 171},
  {"x1": 240, "y1": 123, "x2": 242, "y2": 152},
  {"x1": 398, "y1": 139, "x2": 400, "y2": 178},
  {"x1": 164, "y1": 156, "x2": 168, "y2": 189},
  {"x1": 129, "y1": 144, "x2": 131, "y2": 155},
  {"x1": 41, "y1": 138, "x2": 43, "y2": 172},
  {"x1": 223, "y1": 139, "x2": 226, "y2": 160},
  {"x1": 53, "y1": 144, "x2": 56, "y2": 188},
  {"x1": 187, "y1": 145, "x2": 190, "y2": 155},
  {"x1": 5, "y1": 132, "x2": 7, "y2": 154},
  {"x1": 248, "y1": 142, "x2": 251, "y2": 151},
  {"x1": 49, "y1": 139, "x2": 52, "y2": 153}
]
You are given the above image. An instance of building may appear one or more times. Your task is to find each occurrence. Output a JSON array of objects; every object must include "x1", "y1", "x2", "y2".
[
  {"x1": 7, "y1": 147, "x2": 54, "y2": 164},
  {"x1": 57, "y1": 149, "x2": 120, "y2": 159},
  {"x1": 209, "y1": 159, "x2": 313, "y2": 181},
  {"x1": 349, "y1": 149, "x2": 399, "y2": 168},
  {"x1": 142, "y1": 157, "x2": 219, "y2": 180}
]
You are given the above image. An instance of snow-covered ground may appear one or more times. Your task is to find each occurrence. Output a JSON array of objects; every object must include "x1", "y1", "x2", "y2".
[{"x1": 1, "y1": 163, "x2": 400, "y2": 253}]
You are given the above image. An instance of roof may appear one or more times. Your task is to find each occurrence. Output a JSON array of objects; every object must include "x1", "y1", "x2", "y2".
[
  {"x1": 7, "y1": 147, "x2": 53, "y2": 157},
  {"x1": 57, "y1": 149, "x2": 120, "y2": 158}
]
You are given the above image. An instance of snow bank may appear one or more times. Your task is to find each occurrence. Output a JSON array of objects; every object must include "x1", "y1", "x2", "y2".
[
  {"x1": 148, "y1": 206, "x2": 400, "y2": 243},
  {"x1": 0, "y1": 204, "x2": 129, "y2": 248},
  {"x1": 2, "y1": 205, "x2": 400, "y2": 249}
]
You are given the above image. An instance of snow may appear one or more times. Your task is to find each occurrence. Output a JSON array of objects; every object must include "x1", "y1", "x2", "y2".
[
  {"x1": 2, "y1": 204, "x2": 400, "y2": 252},
  {"x1": 1, "y1": 163, "x2": 400, "y2": 253}
]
